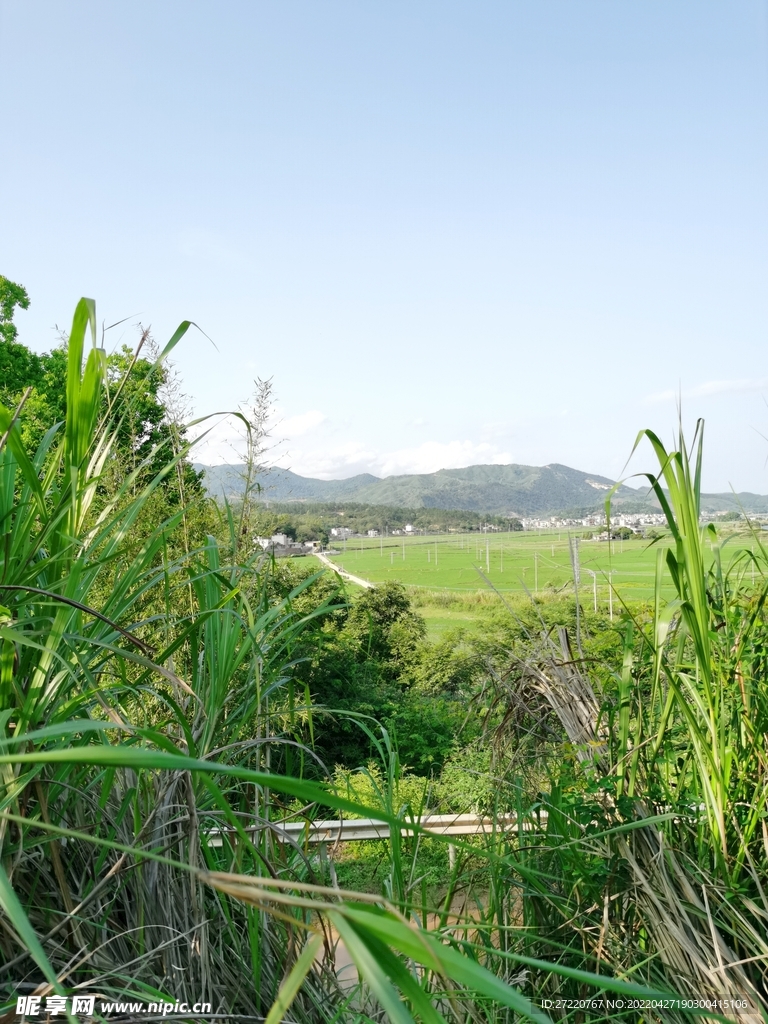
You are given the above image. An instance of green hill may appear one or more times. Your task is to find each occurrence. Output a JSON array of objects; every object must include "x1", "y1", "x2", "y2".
[
  {"x1": 196, "y1": 461, "x2": 768, "y2": 517},
  {"x1": 197, "y1": 461, "x2": 648, "y2": 515}
]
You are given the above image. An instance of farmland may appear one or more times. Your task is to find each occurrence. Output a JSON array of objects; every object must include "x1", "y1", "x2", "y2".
[{"x1": 322, "y1": 527, "x2": 761, "y2": 604}]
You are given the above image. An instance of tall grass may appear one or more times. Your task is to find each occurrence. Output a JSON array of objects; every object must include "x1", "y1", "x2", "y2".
[
  {"x1": 1, "y1": 300, "x2": 763, "y2": 1022},
  {"x1": 0, "y1": 299, "x2": 551, "y2": 1021},
  {"x1": 475, "y1": 419, "x2": 768, "y2": 1017}
]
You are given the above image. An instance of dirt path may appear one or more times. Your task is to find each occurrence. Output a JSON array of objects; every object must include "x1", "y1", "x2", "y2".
[{"x1": 314, "y1": 551, "x2": 374, "y2": 589}]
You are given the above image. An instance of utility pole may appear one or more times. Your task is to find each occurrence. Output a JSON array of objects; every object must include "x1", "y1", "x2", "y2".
[
  {"x1": 534, "y1": 552, "x2": 538, "y2": 592},
  {"x1": 583, "y1": 568, "x2": 597, "y2": 612},
  {"x1": 486, "y1": 530, "x2": 490, "y2": 574}
]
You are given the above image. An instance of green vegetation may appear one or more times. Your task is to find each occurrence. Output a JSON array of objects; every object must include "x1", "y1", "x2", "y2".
[
  {"x1": 1, "y1": 288, "x2": 767, "y2": 1021},
  {"x1": 246, "y1": 501, "x2": 523, "y2": 543},
  {"x1": 324, "y1": 526, "x2": 761, "y2": 610},
  {"x1": 200, "y1": 458, "x2": 768, "y2": 516},
  {"x1": 329, "y1": 529, "x2": 663, "y2": 599},
  {"x1": 0, "y1": 275, "x2": 30, "y2": 343},
  {"x1": 199, "y1": 459, "x2": 648, "y2": 513}
]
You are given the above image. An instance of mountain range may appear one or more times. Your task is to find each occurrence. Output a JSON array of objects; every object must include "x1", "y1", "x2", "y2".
[{"x1": 195, "y1": 462, "x2": 768, "y2": 517}]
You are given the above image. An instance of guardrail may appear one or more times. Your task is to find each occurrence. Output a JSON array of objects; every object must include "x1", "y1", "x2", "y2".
[{"x1": 209, "y1": 811, "x2": 548, "y2": 860}]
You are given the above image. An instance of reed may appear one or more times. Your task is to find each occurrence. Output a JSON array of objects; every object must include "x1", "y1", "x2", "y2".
[
  {"x1": 1, "y1": 299, "x2": 761, "y2": 1022},
  {"x1": 476, "y1": 418, "x2": 768, "y2": 1017},
  {"x1": 0, "y1": 299, "x2": 549, "y2": 1021}
]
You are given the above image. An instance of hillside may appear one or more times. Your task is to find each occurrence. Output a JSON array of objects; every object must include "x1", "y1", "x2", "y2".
[
  {"x1": 198, "y1": 461, "x2": 644, "y2": 515},
  {"x1": 197, "y1": 461, "x2": 768, "y2": 517}
]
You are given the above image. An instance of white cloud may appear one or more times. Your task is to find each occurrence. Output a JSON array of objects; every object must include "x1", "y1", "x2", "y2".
[
  {"x1": 188, "y1": 414, "x2": 245, "y2": 464},
  {"x1": 377, "y1": 440, "x2": 512, "y2": 477},
  {"x1": 646, "y1": 378, "x2": 768, "y2": 404},
  {"x1": 191, "y1": 406, "x2": 329, "y2": 465},
  {"x1": 276, "y1": 441, "x2": 377, "y2": 479},
  {"x1": 191, "y1": 401, "x2": 518, "y2": 481},
  {"x1": 280, "y1": 410, "x2": 326, "y2": 437},
  {"x1": 192, "y1": 412, "x2": 514, "y2": 482},
  {"x1": 278, "y1": 438, "x2": 514, "y2": 480}
]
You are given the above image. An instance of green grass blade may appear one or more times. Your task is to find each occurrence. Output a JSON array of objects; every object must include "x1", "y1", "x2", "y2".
[
  {"x1": 0, "y1": 863, "x2": 59, "y2": 987},
  {"x1": 263, "y1": 932, "x2": 323, "y2": 1024}
]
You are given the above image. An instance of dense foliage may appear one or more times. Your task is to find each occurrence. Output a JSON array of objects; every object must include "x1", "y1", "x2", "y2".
[
  {"x1": 235, "y1": 501, "x2": 523, "y2": 544},
  {"x1": 1, "y1": 287, "x2": 766, "y2": 1022}
]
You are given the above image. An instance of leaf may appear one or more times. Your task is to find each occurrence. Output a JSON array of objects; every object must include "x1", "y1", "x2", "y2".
[
  {"x1": 337, "y1": 905, "x2": 552, "y2": 1023},
  {"x1": 0, "y1": 863, "x2": 59, "y2": 987},
  {"x1": 331, "y1": 912, "x2": 416, "y2": 1024},
  {"x1": 264, "y1": 932, "x2": 323, "y2": 1024}
]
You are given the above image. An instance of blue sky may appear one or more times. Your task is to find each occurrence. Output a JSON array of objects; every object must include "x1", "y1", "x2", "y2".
[{"x1": 3, "y1": 1, "x2": 768, "y2": 491}]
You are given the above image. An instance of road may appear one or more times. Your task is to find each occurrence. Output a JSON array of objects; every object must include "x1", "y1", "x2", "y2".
[{"x1": 314, "y1": 551, "x2": 374, "y2": 589}]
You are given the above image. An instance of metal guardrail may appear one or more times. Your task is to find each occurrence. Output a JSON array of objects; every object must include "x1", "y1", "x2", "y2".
[{"x1": 208, "y1": 811, "x2": 548, "y2": 848}]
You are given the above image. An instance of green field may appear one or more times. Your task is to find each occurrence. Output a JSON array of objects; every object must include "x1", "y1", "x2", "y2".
[{"x1": 323, "y1": 528, "x2": 760, "y2": 606}]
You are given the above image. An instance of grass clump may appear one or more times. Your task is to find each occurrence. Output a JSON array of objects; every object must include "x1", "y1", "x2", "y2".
[{"x1": 0, "y1": 296, "x2": 766, "y2": 1021}]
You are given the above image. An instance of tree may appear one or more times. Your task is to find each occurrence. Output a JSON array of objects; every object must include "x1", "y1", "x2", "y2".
[
  {"x1": 345, "y1": 582, "x2": 427, "y2": 673},
  {"x1": 0, "y1": 275, "x2": 30, "y2": 344},
  {"x1": 0, "y1": 277, "x2": 42, "y2": 413},
  {"x1": 612, "y1": 526, "x2": 634, "y2": 540},
  {"x1": 0, "y1": 340, "x2": 42, "y2": 408},
  {"x1": 295, "y1": 520, "x2": 329, "y2": 545},
  {"x1": 0, "y1": 281, "x2": 67, "y2": 447},
  {"x1": 0, "y1": 308, "x2": 207, "y2": 551},
  {"x1": 98, "y1": 335, "x2": 206, "y2": 520}
]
